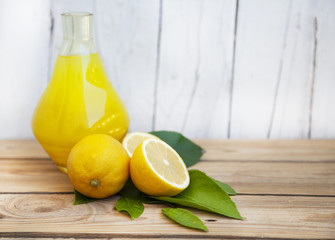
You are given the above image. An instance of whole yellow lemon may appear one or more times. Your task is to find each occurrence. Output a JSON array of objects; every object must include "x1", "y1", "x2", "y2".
[{"x1": 67, "y1": 134, "x2": 130, "y2": 198}]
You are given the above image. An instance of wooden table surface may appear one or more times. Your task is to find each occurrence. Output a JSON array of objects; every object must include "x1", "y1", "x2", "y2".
[{"x1": 0, "y1": 139, "x2": 334, "y2": 239}]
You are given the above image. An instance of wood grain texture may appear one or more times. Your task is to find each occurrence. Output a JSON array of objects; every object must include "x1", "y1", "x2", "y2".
[
  {"x1": 0, "y1": 159, "x2": 72, "y2": 193},
  {"x1": 0, "y1": 139, "x2": 334, "y2": 239},
  {"x1": 0, "y1": 194, "x2": 334, "y2": 239},
  {"x1": 2, "y1": 139, "x2": 334, "y2": 162},
  {"x1": 195, "y1": 139, "x2": 335, "y2": 161},
  {"x1": 1, "y1": 158, "x2": 334, "y2": 196},
  {"x1": 0, "y1": 0, "x2": 50, "y2": 139},
  {"x1": 192, "y1": 161, "x2": 335, "y2": 196},
  {"x1": 1, "y1": 140, "x2": 334, "y2": 196},
  {"x1": 0, "y1": 140, "x2": 48, "y2": 159},
  {"x1": 154, "y1": 0, "x2": 236, "y2": 138}
]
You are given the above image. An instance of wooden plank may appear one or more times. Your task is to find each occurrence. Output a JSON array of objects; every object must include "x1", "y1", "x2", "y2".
[
  {"x1": 0, "y1": 159, "x2": 72, "y2": 193},
  {"x1": 311, "y1": 1, "x2": 335, "y2": 138},
  {"x1": 0, "y1": 139, "x2": 49, "y2": 159},
  {"x1": 195, "y1": 139, "x2": 335, "y2": 162},
  {"x1": 0, "y1": 239, "x2": 111, "y2": 240},
  {"x1": 0, "y1": 140, "x2": 48, "y2": 159},
  {"x1": 1, "y1": 140, "x2": 335, "y2": 162},
  {"x1": 0, "y1": 238, "x2": 230, "y2": 240},
  {"x1": 0, "y1": 0, "x2": 50, "y2": 139},
  {"x1": 95, "y1": 0, "x2": 160, "y2": 133},
  {"x1": 0, "y1": 194, "x2": 334, "y2": 239},
  {"x1": 192, "y1": 161, "x2": 335, "y2": 196},
  {"x1": 154, "y1": 0, "x2": 236, "y2": 138},
  {"x1": 1, "y1": 158, "x2": 334, "y2": 196},
  {"x1": 0, "y1": 239, "x2": 109, "y2": 240}
]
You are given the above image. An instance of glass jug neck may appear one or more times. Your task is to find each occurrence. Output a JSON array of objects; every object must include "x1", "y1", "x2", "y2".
[{"x1": 59, "y1": 12, "x2": 97, "y2": 56}]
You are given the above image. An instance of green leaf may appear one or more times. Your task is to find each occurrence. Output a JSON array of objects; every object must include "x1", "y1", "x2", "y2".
[
  {"x1": 150, "y1": 131, "x2": 204, "y2": 167},
  {"x1": 162, "y1": 208, "x2": 208, "y2": 231},
  {"x1": 153, "y1": 170, "x2": 243, "y2": 219},
  {"x1": 119, "y1": 179, "x2": 176, "y2": 207},
  {"x1": 73, "y1": 189, "x2": 97, "y2": 205},
  {"x1": 119, "y1": 178, "x2": 147, "y2": 202},
  {"x1": 212, "y1": 179, "x2": 237, "y2": 195},
  {"x1": 116, "y1": 195, "x2": 144, "y2": 220},
  {"x1": 120, "y1": 179, "x2": 158, "y2": 204}
]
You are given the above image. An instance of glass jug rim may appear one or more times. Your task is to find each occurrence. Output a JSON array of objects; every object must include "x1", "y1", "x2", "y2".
[{"x1": 61, "y1": 12, "x2": 93, "y2": 17}]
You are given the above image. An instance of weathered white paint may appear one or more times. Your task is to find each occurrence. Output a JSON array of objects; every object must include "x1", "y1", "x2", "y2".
[
  {"x1": 231, "y1": 0, "x2": 293, "y2": 139},
  {"x1": 154, "y1": 0, "x2": 237, "y2": 139},
  {"x1": 95, "y1": 0, "x2": 159, "y2": 133},
  {"x1": 0, "y1": 0, "x2": 50, "y2": 138},
  {"x1": 311, "y1": 0, "x2": 335, "y2": 138},
  {"x1": 0, "y1": 0, "x2": 334, "y2": 139},
  {"x1": 269, "y1": 0, "x2": 318, "y2": 139}
]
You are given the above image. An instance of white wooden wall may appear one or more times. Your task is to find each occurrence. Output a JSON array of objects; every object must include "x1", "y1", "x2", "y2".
[{"x1": 0, "y1": 0, "x2": 334, "y2": 139}]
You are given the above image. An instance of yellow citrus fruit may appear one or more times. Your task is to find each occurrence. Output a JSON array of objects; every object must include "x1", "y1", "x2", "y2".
[
  {"x1": 130, "y1": 138, "x2": 190, "y2": 197},
  {"x1": 67, "y1": 134, "x2": 130, "y2": 199},
  {"x1": 122, "y1": 132, "x2": 160, "y2": 157}
]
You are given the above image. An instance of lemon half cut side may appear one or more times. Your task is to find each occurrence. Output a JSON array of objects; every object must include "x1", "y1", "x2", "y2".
[
  {"x1": 122, "y1": 132, "x2": 160, "y2": 157},
  {"x1": 130, "y1": 138, "x2": 190, "y2": 197}
]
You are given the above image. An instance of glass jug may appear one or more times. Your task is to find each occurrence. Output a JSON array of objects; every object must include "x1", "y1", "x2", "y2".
[{"x1": 32, "y1": 13, "x2": 129, "y2": 173}]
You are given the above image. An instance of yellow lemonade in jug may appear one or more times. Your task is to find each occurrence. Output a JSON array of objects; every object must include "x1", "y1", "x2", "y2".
[{"x1": 32, "y1": 13, "x2": 129, "y2": 173}]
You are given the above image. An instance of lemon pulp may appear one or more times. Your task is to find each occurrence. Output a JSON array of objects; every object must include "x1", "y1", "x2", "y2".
[
  {"x1": 130, "y1": 139, "x2": 189, "y2": 196},
  {"x1": 122, "y1": 132, "x2": 160, "y2": 157}
]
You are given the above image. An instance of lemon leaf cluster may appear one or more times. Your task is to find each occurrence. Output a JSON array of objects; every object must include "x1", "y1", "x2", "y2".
[
  {"x1": 72, "y1": 131, "x2": 242, "y2": 231},
  {"x1": 153, "y1": 170, "x2": 243, "y2": 219},
  {"x1": 115, "y1": 169, "x2": 241, "y2": 230}
]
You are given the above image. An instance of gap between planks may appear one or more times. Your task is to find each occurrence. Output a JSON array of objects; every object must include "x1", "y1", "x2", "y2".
[
  {"x1": 1, "y1": 233, "x2": 331, "y2": 240},
  {"x1": 1, "y1": 158, "x2": 334, "y2": 164},
  {"x1": 0, "y1": 192, "x2": 334, "y2": 198}
]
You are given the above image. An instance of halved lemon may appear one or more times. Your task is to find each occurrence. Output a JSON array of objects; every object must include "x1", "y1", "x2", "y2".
[
  {"x1": 130, "y1": 138, "x2": 190, "y2": 197},
  {"x1": 122, "y1": 132, "x2": 160, "y2": 157}
]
